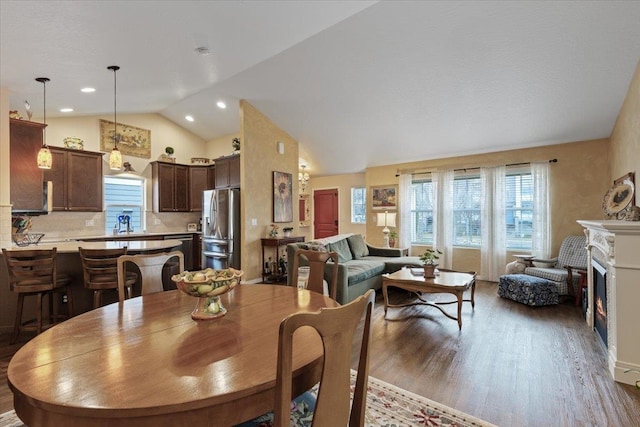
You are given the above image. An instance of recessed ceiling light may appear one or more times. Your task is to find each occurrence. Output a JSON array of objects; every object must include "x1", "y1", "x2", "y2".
[
  {"x1": 216, "y1": 101, "x2": 226, "y2": 109},
  {"x1": 60, "y1": 108, "x2": 74, "y2": 113},
  {"x1": 81, "y1": 87, "x2": 95, "y2": 93},
  {"x1": 185, "y1": 115, "x2": 194, "y2": 122}
]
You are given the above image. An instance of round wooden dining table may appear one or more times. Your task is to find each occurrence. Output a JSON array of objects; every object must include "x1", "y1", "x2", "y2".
[{"x1": 8, "y1": 284, "x2": 338, "y2": 426}]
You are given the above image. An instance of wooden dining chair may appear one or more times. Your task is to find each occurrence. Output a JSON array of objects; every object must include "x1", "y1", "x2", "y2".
[
  {"x1": 290, "y1": 248, "x2": 339, "y2": 300},
  {"x1": 437, "y1": 268, "x2": 477, "y2": 307},
  {"x1": 238, "y1": 289, "x2": 375, "y2": 427},
  {"x1": 3, "y1": 248, "x2": 74, "y2": 344},
  {"x1": 79, "y1": 247, "x2": 138, "y2": 309},
  {"x1": 117, "y1": 251, "x2": 184, "y2": 303}
]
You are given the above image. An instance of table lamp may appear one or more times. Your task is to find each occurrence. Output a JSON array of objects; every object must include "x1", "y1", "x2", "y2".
[{"x1": 377, "y1": 211, "x2": 396, "y2": 248}]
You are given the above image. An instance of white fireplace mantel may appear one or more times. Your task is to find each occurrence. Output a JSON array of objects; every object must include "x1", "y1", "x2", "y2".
[{"x1": 577, "y1": 220, "x2": 640, "y2": 386}]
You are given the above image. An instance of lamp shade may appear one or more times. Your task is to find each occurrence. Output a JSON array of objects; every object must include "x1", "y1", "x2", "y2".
[
  {"x1": 37, "y1": 146, "x2": 52, "y2": 169},
  {"x1": 376, "y1": 211, "x2": 396, "y2": 227}
]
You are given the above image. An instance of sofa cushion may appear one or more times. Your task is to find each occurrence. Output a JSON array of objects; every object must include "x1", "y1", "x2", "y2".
[
  {"x1": 326, "y1": 238, "x2": 353, "y2": 263},
  {"x1": 298, "y1": 242, "x2": 327, "y2": 252},
  {"x1": 347, "y1": 234, "x2": 369, "y2": 259},
  {"x1": 345, "y1": 260, "x2": 386, "y2": 285},
  {"x1": 382, "y1": 256, "x2": 423, "y2": 273}
]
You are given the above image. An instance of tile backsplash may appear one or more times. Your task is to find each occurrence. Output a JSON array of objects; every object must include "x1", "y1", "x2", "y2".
[{"x1": 28, "y1": 211, "x2": 200, "y2": 241}]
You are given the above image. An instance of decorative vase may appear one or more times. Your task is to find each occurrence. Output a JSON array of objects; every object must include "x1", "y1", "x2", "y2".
[
  {"x1": 283, "y1": 230, "x2": 292, "y2": 237},
  {"x1": 423, "y1": 264, "x2": 437, "y2": 278}
]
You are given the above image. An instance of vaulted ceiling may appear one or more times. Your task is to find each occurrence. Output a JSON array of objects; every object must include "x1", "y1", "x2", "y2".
[{"x1": 2, "y1": 1, "x2": 639, "y2": 176}]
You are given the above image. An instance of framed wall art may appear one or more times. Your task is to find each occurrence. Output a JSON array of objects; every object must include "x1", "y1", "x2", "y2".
[
  {"x1": 603, "y1": 172, "x2": 636, "y2": 219},
  {"x1": 273, "y1": 171, "x2": 293, "y2": 223},
  {"x1": 371, "y1": 185, "x2": 397, "y2": 210},
  {"x1": 100, "y1": 119, "x2": 151, "y2": 159}
]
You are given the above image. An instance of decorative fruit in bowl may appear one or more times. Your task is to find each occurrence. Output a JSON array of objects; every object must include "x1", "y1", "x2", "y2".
[{"x1": 172, "y1": 268, "x2": 243, "y2": 320}]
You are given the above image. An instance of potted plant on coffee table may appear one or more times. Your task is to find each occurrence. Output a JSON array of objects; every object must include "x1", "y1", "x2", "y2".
[{"x1": 419, "y1": 248, "x2": 443, "y2": 278}]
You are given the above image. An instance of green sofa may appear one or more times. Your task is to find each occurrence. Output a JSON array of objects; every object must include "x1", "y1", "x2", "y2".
[{"x1": 286, "y1": 234, "x2": 422, "y2": 304}]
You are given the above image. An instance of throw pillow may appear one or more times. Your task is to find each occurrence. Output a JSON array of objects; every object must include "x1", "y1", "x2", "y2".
[
  {"x1": 347, "y1": 234, "x2": 369, "y2": 259},
  {"x1": 327, "y1": 238, "x2": 353, "y2": 263}
]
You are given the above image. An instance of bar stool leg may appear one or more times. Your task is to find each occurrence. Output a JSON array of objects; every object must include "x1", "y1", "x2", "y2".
[
  {"x1": 36, "y1": 292, "x2": 44, "y2": 336},
  {"x1": 66, "y1": 288, "x2": 75, "y2": 319},
  {"x1": 11, "y1": 294, "x2": 25, "y2": 344}
]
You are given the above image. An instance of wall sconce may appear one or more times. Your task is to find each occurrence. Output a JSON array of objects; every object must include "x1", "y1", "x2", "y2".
[
  {"x1": 299, "y1": 164, "x2": 310, "y2": 192},
  {"x1": 35, "y1": 77, "x2": 52, "y2": 169},
  {"x1": 376, "y1": 210, "x2": 396, "y2": 248},
  {"x1": 108, "y1": 65, "x2": 122, "y2": 171}
]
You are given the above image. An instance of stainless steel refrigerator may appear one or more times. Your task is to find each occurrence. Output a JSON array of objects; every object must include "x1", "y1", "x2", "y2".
[{"x1": 202, "y1": 188, "x2": 241, "y2": 270}]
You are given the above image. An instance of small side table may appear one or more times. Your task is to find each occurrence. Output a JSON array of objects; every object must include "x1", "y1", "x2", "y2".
[
  {"x1": 260, "y1": 236, "x2": 305, "y2": 283},
  {"x1": 505, "y1": 254, "x2": 534, "y2": 274}
]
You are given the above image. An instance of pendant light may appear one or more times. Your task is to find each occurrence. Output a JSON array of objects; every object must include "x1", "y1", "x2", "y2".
[
  {"x1": 36, "y1": 77, "x2": 52, "y2": 169},
  {"x1": 108, "y1": 65, "x2": 122, "y2": 170}
]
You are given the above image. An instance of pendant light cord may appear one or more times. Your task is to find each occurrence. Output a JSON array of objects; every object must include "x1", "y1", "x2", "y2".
[
  {"x1": 108, "y1": 66, "x2": 120, "y2": 149},
  {"x1": 35, "y1": 77, "x2": 50, "y2": 147}
]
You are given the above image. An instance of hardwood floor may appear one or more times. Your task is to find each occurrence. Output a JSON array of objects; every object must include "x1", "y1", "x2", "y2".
[{"x1": 2, "y1": 281, "x2": 639, "y2": 426}]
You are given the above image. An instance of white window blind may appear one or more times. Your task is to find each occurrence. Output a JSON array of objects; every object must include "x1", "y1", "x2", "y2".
[{"x1": 104, "y1": 176, "x2": 144, "y2": 234}]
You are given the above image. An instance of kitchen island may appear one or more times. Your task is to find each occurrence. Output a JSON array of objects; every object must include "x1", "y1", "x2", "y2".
[{"x1": 0, "y1": 239, "x2": 184, "y2": 331}]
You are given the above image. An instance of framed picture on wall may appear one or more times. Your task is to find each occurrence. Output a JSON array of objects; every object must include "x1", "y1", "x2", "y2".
[
  {"x1": 371, "y1": 185, "x2": 397, "y2": 210},
  {"x1": 273, "y1": 171, "x2": 293, "y2": 222},
  {"x1": 100, "y1": 119, "x2": 151, "y2": 159}
]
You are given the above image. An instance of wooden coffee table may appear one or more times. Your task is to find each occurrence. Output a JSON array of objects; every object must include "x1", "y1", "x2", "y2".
[{"x1": 382, "y1": 268, "x2": 476, "y2": 330}]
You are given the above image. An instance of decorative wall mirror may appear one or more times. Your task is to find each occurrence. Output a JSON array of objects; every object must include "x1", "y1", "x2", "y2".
[{"x1": 299, "y1": 194, "x2": 311, "y2": 227}]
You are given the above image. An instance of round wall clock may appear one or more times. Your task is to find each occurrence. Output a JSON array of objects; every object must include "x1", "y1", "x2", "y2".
[{"x1": 602, "y1": 181, "x2": 634, "y2": 217}]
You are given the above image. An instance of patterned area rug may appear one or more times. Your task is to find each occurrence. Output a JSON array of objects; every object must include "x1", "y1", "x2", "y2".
[{"x1": 0, "y1": 371, "x2": 496, "y2": 427}]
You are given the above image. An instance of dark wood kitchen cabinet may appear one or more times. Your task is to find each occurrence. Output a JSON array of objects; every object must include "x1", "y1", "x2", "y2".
[
  {"x1": 188, "y1": 166, "x2": 211, "y2": 212},
  {"x1": 43, "y1": 146, "x2": 103, "y2": 211},
  {"x1": 152, "y1": 161, "x2": 189, "y2": 212},
  {"x1": 214, "y1": 154, "x2": 240, "y2": 189},
  {"x1": 9, "y1": 119, "x2": 45, "y2": 212}
]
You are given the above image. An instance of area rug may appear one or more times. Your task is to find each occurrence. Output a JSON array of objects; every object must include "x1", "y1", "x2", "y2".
[{"x1": 0, "y1": 371, "x2": 496, "y2": 427}]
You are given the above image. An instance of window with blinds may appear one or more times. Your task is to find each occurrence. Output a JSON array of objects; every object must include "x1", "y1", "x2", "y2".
[
  {"x1": 505, "y1": 170, "x2": 533, "y2": 249},
  {"x1": 351, "y1": 187, "x2": 366, "y2": 223},
  {"x1": 452, "y1": 175, "x2": 482, "y2": 247},
  {"x1": 410, "y1": 167, "x2": 535, "y2": 250},
  {"x1": 104, "y1": 176, "x2": 145, "y2": 234},
  {"x1": 410, "y1": 179, "x2": 434, "y2": 244}
]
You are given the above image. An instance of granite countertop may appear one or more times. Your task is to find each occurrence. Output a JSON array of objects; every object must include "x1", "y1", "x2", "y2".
[
  {"x1": 38, "y1": 231, "x2": 202, "y2": 244},
  {"x1": 8, "y1": 239, "x2": 184, "y2": 253}
]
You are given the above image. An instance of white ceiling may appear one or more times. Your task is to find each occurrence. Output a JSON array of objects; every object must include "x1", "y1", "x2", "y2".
[{"x1": 2, "y1": 1, "x2": 639, "y2": 176}]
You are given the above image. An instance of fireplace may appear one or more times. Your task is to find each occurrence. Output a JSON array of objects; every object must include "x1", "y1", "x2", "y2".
[
  {"x1": 577, "y1": 219, "x2": 640, "y2": 386},
  {"x1": 593, "y1": 259, "x2": 607, "y2": 347}
]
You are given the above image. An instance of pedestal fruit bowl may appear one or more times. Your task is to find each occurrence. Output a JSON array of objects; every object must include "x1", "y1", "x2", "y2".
[{"x1": 172, "y1": 268, "x2": 243, "y2": 320}]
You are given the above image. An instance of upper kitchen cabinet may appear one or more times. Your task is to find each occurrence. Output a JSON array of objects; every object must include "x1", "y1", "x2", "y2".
[
  {"x1": 44, "y1": 146, "x2": 104, "y2": 211},
  {"x1": 151, "y1": 161, "x2": 189, "y2": 212},
  {"x1": 9, "y1": 119, "x2": 45, "y2": 212},
  {"x1": 188, "y1": 166, "x2": 212, "y2": 212},
  {"x1": 214, "y1": 154, "x2": 240, "y2": 189}
]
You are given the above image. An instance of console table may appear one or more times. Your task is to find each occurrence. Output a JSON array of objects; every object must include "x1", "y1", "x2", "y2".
[{"x1": 261, "y1": 236, "x2": 305, "y2": 283}]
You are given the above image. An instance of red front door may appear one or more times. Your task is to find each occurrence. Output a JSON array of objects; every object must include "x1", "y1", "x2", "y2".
[{"x1": 313, "y1": 189, "x2": 339, "y2": 239}]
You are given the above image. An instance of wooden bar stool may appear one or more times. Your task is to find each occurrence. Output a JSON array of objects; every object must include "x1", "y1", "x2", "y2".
[
  {"x1": 79, "y1": 247, "x2": 137, "y2": 309},
  {"x1": 117, "y1": 251, "x2": 184, "y2": 303},
  {"x1": 3, "y1": 248, "x2": 74, "y2": 344}
]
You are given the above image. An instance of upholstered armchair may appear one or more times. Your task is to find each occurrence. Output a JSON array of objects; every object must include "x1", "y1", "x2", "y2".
[{"x1": 523, "y1": 235, "x2": 588, "y2": 296}]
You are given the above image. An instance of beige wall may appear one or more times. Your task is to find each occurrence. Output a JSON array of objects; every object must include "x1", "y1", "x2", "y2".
[
  {"x1": 240, "y1": 100, "x2": 299, "y2": 282},
  {"x1": 362, "y1": 139, "x2": 610, "y2": 270},
  {"x1": 207, "y1": 132, "x2": 240, "y2": 160},
  {"x1": 609, "y1": 59, "x2": 640, "y2": 184},
  {"x1": 0, "y1": 87, "x2": 10, "y2": 248},
  {"x1": 307, "y1": 173, "x2": 367, "y2": 241}
]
